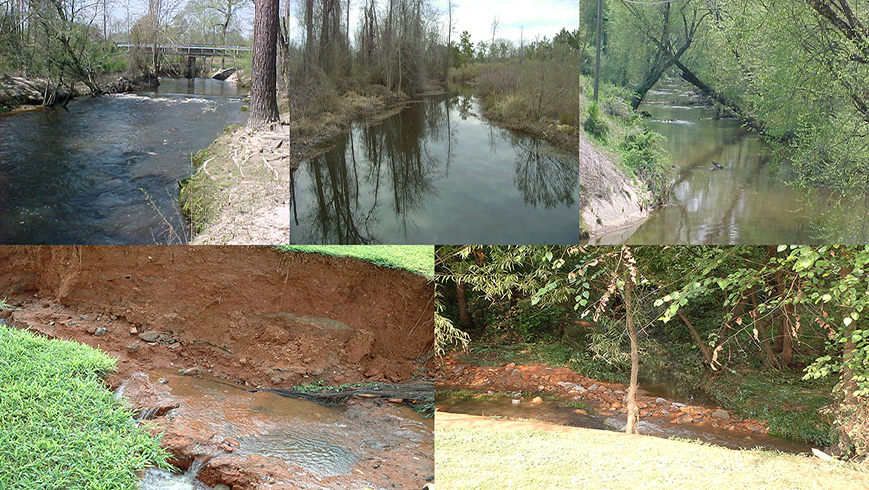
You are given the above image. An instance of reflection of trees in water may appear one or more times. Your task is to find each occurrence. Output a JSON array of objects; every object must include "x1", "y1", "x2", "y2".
[
  {"x1": 294, "y1": 99, "x2": 442, "y2": 244},
  {"x1": 508, "y1": 132, "x2": 579, "y2": 209}
]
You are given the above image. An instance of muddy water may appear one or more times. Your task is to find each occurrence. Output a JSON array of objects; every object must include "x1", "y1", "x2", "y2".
[
  {"x1": 593, "y1": 79, "x2": 869, "y2": 244},
  {"x1": 130, "y1": 370, "x2": 432, "y2": 487},
  {"x1": 436, "y1": 388, "x2": 813, "y2": 455},
  {"x1": 290, "y1": 93, "x2": 579, "y2": 244},
  {"x1": 0, "y1": 78, "x2": 247, "y2": 244}
]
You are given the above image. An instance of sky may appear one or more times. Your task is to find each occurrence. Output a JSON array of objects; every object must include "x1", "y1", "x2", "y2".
[{"x1": 289, "y1": 0, "x2": 579, "y2": 46}]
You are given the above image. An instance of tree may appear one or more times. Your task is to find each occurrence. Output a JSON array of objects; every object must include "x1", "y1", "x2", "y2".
[{"x1": 249, "y1": 0, "x2": 280, "y2": 126}]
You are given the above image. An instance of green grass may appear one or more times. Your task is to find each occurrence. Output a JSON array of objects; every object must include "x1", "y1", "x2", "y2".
[
  {"x1": 0, "y1": 324, "x2": 169, "y2": 489},
  {"x1": 292, "y1": 379, "x2": 367, "y2": 393},
  {"x1": 280, "y1": 245, "x2": 434, "y2": 278},
  {"x1": 437, "y1": 389, "x2": 512, "y2": 402},
  {"x1": 437, "y1": 420, "x2": 869, "y2": 489}
]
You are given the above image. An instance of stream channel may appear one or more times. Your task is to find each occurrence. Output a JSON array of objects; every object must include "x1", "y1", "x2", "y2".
[
  {"x1": 436, "y1": 372, "x2": 814, "y2": 455},
  {"x1": 589, "y1": 78, "x2": 869, "y2": 244},
  {"x1": 0, "y1": 78, "x2": 247, "y2": 244},
  {"x1": 126, "y1": 370, "x2": 433, "y2": 489},
  {"x1": 290, "y1": 93, "x2": 579, "y2": 244}
]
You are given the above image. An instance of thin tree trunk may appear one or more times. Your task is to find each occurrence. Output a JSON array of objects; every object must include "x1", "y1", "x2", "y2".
[
  {"x1": 624, "y1": 273, "x2": 640, "y2": 435},
  {"x1": 677, "y1": 310, "x2": 712, "y2": 363},
  {"x1": 249, "y1": 0, "x2": 280, "y2": 126}
]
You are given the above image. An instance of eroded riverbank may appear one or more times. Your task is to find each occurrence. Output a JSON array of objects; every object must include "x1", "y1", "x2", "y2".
[{"x1": 0, "y1": 246, "x2": 435, "y2": 488}]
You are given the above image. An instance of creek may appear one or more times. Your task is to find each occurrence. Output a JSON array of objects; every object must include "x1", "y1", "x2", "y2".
[
  {"x1": 130, "y1": 370, "x2": 433, "y2": 489},
  {"x1": 290, "y1": 93, "x2": 579, "y2": 244},
  {"x1": 0, "y1": 77, "x2": 247, "y2": 244},
  {"x1": 590, "y1": 78, "x2": 869, "y2": 244},
  {"x1": 436, "y1": 382, "x2": 814, "y2": 455}
]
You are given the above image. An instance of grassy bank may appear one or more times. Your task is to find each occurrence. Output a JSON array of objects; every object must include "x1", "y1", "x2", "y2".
[
  {"x1": 0, "y1": 323, "x2": 169, "y2": 489},
  {"x1": 280, "y1": 245, "x2": 434, "y2": 278},
  {"x1": 580, "y1": 76, "x2": 671, "y2": 202},
  {"x1": 290, "y1": 75, "x2": 410, "y2": 169},
  {"x1": 436, "y1": 413, "x2": 869, "y2": 489},
  {"x1": 454, "y1": 59, "x2": 579, "y2": 157}
]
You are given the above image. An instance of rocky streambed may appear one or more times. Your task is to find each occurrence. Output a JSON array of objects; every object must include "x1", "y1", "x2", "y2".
[{"x1": 434, "y1": 354, "x2": 814, "y2": 454}]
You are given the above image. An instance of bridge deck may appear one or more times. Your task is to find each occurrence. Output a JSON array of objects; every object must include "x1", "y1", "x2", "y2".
[{"x1": 115, "y1": 43, "x2": 251, "y2": 57}]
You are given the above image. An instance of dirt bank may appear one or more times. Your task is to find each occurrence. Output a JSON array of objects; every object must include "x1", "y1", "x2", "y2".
[
  {"x1": 479, "y1": 101, "x2": 580, "y2": 159},
  {"x1": 0, "y1": 246, "x2": 435, "y2": 489},
  {"x1": 0, "y1": 74, "x2": 152, "y2": 113},
  {"x1": 180, "y1": 121, "x2": 290, "y2": 245},
  {"x1": 580, "y1": 133, "x2": 651, "y2": 240},
  {"x1": 434, "y1": 353, "x2": 769, "y2": 434},
  {"x1": 0, "y1": 246, "x2": 433, "y2": 387}
]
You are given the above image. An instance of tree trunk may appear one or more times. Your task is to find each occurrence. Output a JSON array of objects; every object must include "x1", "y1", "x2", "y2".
[
  {"x1": 750, "y1": 286, "x2": 781, "y2": 369},
  {"x1": 624, "y1": 274, "x2": 640, "y2": 435},
  {"x1": 677, "y1": 310, "x2": 712, "y2": 364},
  {"x1": 456, "y1": 281, "x2": 474, "y2": 331},
  {"x1": 249, "y1": 0, "x2": 280, "y2": 127}
]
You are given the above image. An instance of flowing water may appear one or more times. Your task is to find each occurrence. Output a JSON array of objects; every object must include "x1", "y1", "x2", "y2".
[
  {"x1": 290, "y1": 93, "x2": 579, "y2": 244},
  {"x1": 436, "y1": 386, "x2": 813, "y2": 454},
  {"x1": 0, "y1": 78, "x2": 247, "y2": 244},
  {"x1": 131, "y1": 370, "x2": 432, "y2": 489},
  {"x1": 589, "y1": 78, "x2": 869, "y2": 244}
]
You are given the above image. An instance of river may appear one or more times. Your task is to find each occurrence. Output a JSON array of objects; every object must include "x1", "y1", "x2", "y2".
[
  {"x1": 0, "y1": 77, "x2": 247, "y2": 244},
  {"x1": 589, "y1": 78, "x2": 869, "y2": 244},
  {"x1": 290, "y1": 93, "x2": 580, "y2": 244}
]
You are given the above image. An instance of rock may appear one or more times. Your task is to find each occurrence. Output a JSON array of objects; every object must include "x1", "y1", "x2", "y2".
[
  {"x1": 614, "y1": 390, "x2": 625, "y2": 395},
  {"x1": 511, "y1": 399, "x2": 520, "y2": 405},
  {"x1": 126, "y1": 341, "x2": 140, "y2": 353},
  {"x1": 505, "y1": 362, "x2": 516, "y2": 368},
  {"x1": 94, "y1": 327, "x2": 108, "y2": 337},
  {"x1": 387, "y1": 398, "x2": 404, "y2": 403},
  {"x1": 212, "y1": 67, "x2": 237, "y2": 80},
  {"x1": 712, "y1": 409, "x2": 730, "y2": 420},
  {"x1": 130, "y1": 327, "x2": 138, "y2": 334},
  {"x1": 655, "y1": 397, "x2": 668, "y2": 405},
  {"x1": 571, "y1": 384, "x2": 585, "y2": 392},
  {"x1": 677, "y1": 414, "x2": 693, "y2": 424},
  {"x1": 167, "y1": 343, "x2": 181, "y2": 350},
  {"x1": 604, "y1": 418, "x2": 624, "y2": 430},
  {"x1": 661, "y1": 410, "x2": 670, "y2": 416},
  {"x1": 573, "y1": 409, "x2": 588, "y2": 415},
  {"x1": 671, "y1": 402, "x2": 686, "y2": 408},
  {"x1": 636, "y1": 400, "x2": 648, "y2": 409},
  {"x1": 157, "y1": 378, "x2": 169, "y2": 384},
  {"x1": 531, "y1": 396, "x2": 543, "y2": 404},
  {"x1": 557, "y1": 381, "x2": 574, "y2": 388},
  {"x1": 589, "y1": 384, "x2": 599, "y2": 390},
  {"x1": 270, "y1": 375, "x2": 284, "y2": 384},
  {"x1": 178, "y1": 367, "x2": 200, "y2": 376},
  {"x1": 138, "y1": 331, "x2": 161, "y2": 342},
  {"x1": 510, "y1": 369, "x2": 521, "y2": 376}
]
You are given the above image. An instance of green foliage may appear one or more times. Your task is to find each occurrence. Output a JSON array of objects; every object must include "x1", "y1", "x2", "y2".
[
  {"x1": 582, "y1": 101, "x2": 608, "y2": 139},
  {"x1": 292, "y1": 379, "x2": 367, "y2": 393},
  {"x1": 0, "y1": 325, "x2": 169, "y2": 489},
  {"x1": 703, "y1": 370, "x2": 834, "y2": 446},
  {"x1": 618, "y1": 124, "x2": 670, "y2": 198},
  {"x1": 508, "y1": 300, "x2": 566, "y2": 342}
]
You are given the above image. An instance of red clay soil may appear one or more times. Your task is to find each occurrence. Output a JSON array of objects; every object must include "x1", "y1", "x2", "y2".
[
  {"x1": 433, "y1": 352, "x2": 769, "y2": 434},
  {"x1": 0, "y1": 245, "x2": 435, "y2": 489}
]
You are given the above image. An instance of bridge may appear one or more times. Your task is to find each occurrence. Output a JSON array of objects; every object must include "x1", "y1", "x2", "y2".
[{"x1": 115, "y1": 44, "x2": 252, "y2": 77}]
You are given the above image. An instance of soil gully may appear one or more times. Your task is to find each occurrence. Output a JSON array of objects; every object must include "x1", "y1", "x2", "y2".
[
  {"x1": 0, "y1": 246, "x2": 435, "y2": 489},
  {"x1": 434, "y1": 355, "x2": 813, "y2": 455}
]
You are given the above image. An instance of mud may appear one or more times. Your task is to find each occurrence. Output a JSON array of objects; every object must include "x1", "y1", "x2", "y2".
[{"x1": 0, "y1": 246, "x2": 434, "y2": 489}]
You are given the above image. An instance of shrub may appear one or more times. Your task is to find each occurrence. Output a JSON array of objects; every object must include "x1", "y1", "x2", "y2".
[{"x1": 582, "y1": 101, "x2": 608, "y2": 139}]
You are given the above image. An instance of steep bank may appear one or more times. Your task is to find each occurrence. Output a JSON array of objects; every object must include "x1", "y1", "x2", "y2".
[
  {"x1": 180, "y1": 116, "x2": 290, "y2": 245},
  {"x1": 0, "y1": 74, "x2": 152, "y2": 113},
  {"x1": 0, "y1": 246, "x2": 433, "y2": 385},
  {"x1": 580, "y1": 133, "x2": 650, "y2": 239}
]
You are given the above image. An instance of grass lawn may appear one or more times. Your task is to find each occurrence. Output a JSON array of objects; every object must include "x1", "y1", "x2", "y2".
[
  {"x1": 280, "y1": 245, "x2": 434, "y2": 278},
  {"x1": 436, "y1": 413, "x2": 869, "y2": 490},
  {"x1": 0, "y1": 324, "x2": 169, "y2": 489}
]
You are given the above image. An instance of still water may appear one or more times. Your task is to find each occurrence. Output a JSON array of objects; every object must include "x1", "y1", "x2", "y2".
[
  {"x1": 290, "y1": 94, "x2": 579, "y2": 244},
  {"x1": 0, "y1": 78, "x2": 246, "y2": 244},
  {"x1": 592, "y1": 79, "x2": 869, "y2": 244}
]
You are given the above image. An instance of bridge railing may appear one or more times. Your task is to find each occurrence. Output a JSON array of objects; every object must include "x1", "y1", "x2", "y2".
[{"x1": 115, "y1": 43, "x2": 252, "y2": 57}]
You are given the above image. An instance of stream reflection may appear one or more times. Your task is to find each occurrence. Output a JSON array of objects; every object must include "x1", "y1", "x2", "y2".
[{"x1": 290, "y1": 94, "x2": 579, "y2": 244}]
